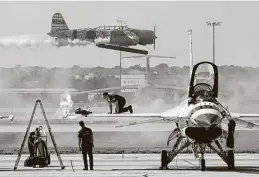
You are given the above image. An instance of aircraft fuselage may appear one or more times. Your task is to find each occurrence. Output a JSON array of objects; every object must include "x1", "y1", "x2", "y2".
[{"x1": 183, "y1": 101, "x2": 223, "y2": 143}]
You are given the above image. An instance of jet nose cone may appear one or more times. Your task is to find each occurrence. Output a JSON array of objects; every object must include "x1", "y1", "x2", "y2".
[
  {"x1": 204, "y1": 114, "x2": 219, "y2": 126},
  {"x1": 191, "y1": 108, "x2": 222, "y2": 127}
]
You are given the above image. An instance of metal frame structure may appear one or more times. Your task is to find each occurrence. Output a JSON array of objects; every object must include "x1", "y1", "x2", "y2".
[
  {"x1": 206, "y1": 21, "x2": 222, "y2": 64},
  {"x1": 120, "y1": 54, "x2": 176, "y2": 85},
  {"x1": 13, "y1": 100, "x2": 65, "y2": 170}
]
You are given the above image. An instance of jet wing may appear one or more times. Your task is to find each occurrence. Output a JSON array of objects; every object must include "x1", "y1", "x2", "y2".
[
  {"x1": 71, "y1": 85, "x2": 140, "y2": 95},
  {"x1": 152, "y1": 84, "x2": 186, "y2": 90},
  {"x1": 89, "y1": 113, "x2": 162, "y2": 118},
  {"x1": 231, "y1": 112, "x2": 259, "y2": 118},
  {"x1": 72, "y1": 84, "x2": 188, "y2": 95},
  {"x1": 110, "y1": 105, "x2": 189, "y2": 128},
  {"x1": 63, "y1": 103, "x2": 189, "y2": 128},
  {"x1": 63, "y1": 112, "x2": 162, "y2": 120},
  {"x1": 229, "y1": 112, "x2": 259, "y2": 130},
  {"x1": 161, "y1": 99, "x2": 191, "y2": 118}
]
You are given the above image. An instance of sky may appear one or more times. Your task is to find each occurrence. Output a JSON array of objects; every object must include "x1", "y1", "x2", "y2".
[{"x1": 0, "y1": 1, "x2": 258, "y2": 68}]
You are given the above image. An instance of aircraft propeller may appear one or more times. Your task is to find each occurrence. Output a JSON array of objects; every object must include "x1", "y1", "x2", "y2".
[{"x1": 153, "y1": 25, "x2": 157, "y2": 50}]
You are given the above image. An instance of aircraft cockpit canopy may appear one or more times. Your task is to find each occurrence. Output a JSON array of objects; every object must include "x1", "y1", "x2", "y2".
[
  {"x1": 188, "y1": 62, "x2": 219, "y2": 100},
  {"x1": 97, "y1": 25, "x2": 128, "y2": 31}
]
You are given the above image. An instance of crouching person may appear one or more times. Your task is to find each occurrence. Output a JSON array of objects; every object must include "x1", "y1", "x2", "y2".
[{"x1": 78, "y1": 120, "x2": 94, "y2": 170}]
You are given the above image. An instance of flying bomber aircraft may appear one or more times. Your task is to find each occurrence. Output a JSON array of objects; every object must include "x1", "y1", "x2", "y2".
[
  {"x1": 47, "y1": 13, "x2": 157, "y2": 54},
  {"x1": 65, "y1": 61, "x2": 259, "y2": 171}
]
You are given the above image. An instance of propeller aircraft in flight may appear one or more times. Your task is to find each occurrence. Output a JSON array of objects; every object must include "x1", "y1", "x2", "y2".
[{"x1": 47, "y1": 13, "x2": 157, "y2": 54}]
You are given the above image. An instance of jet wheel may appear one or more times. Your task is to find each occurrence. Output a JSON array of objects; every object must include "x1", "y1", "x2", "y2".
[
  {"x1": 160, "y1": 150, "x2": 168, "y2": 170},
  {"x1": 227, "y1": 150, "x2": 235, "y2": 170},
  {"x1": 201, "y1": 158, "x2": 206, "y2": 171},
  {"x1": 226, "y1": 119, "x2": 236, "y2": 149}
]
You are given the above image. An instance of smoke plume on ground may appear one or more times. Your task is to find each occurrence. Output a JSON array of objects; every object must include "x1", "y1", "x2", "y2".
[{"x1": 58, "y1": 90, "x2": 74, "y2": 119}]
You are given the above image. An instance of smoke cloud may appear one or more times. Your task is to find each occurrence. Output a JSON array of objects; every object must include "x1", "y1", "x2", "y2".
[
  {"x1": 58, "y1": 90, "x2": 74, "y2": 119},
  {"x1": 0, "y1": 34, "x2": 92, "y2": 48},
  {"x1": 94, "y1": 37, "x2": 110, "y2": 44}
]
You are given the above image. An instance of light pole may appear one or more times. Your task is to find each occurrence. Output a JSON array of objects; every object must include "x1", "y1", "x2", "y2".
[
  {"x1": 119, "y1": 51, "x2": 122, "y2": 86},
  {"x1": 117, "y1": 19, "x2": 127, "y2": 86},
  {"x1": 188, "y1": 29, "x2": 193, "y2": 78},
  {"x1": 206, "y1": 21, "x2": 222, "y2": 64}
]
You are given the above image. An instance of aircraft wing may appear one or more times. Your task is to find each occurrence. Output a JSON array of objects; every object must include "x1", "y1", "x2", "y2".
[
  {"x1": 72, "y1": 84, "x2": 189, "y2": 95},
  {"x1": 152, "y1": 84, "x2": 186, "y2": 90},
  {"x1": 89, "y1": 113, "x2": 162, "y2": 118},
  {"x1": 229, "y1": 112, "x2": 259, "y2": 130},
  {"x1": 63, "y1": 112, "x2": 162, "y2": 119},
  {"x1": 71, "y1": 85, "x2": 140, "y2": 95},
  {"x1": 88, "y1": 113, "x2": 181, "y2": 128},
  {"x1": 63, "y1": 112, "x2": 179, "y2": 128}
]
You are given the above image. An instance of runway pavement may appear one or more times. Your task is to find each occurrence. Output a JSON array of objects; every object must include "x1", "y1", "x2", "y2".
[{"x1": 0, "y1": 154, "x2": 259, "y2": 176}]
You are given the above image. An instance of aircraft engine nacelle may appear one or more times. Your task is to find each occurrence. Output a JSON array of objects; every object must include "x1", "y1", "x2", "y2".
[
  {"x1": 130, "y1": 29, "x2": 154, "y2": 45},
  {"x1": 185, "y1": 126, "x2": 223, "y2": 144}
]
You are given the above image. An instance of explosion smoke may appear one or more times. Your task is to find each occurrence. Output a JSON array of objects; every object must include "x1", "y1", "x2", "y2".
[{"x1": 59, "y1": 90, "x2": 74, "y2": 119}]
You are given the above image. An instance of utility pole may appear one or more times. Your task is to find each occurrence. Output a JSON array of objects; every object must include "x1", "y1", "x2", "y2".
[
  {"x1": 206, "y1": 21, "x2": 222, "y2": 64},
  {"x1": 119, "y1": 51, "x2": 122, "y2": 86},
  {"x1": 188, "y1": 29, "x2": 193, "y2": 78},
  {"x1": 117, "y1": 19, "x2": 127, "y2": 86}
]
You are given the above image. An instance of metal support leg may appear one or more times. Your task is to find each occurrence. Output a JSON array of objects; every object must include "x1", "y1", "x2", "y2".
[
  {"x1": 38, "y1": 100, "x2": 65, "y2": 170},
  {"x1": 13, "y1": 100, "x2": 65, "y2": 170},
  {"x1": 14, "y1": 100, "x2": 39, "y2": 170}
]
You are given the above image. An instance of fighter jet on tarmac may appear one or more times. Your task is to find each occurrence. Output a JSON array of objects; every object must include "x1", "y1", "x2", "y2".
[
  {"x1": 67, "y1": 61, "x2": 259, "y2": 171},
  {"x1": 47, "y1": 13, "x2": 157, "y2": 54}
]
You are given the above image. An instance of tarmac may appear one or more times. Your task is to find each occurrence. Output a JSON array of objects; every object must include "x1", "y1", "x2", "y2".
[{"x1": 0, "y1": 154, "x2": 259, "y2": 176}]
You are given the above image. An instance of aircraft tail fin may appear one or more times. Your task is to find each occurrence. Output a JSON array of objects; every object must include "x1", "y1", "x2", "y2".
[{"x1": 50, "y1": 13, "x2": 69, "y2": 34}]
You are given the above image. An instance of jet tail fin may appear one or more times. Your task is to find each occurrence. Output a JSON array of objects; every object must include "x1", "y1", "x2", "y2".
[{"x1": 50, "y1": 13, "x2": 69, "y2": 34}]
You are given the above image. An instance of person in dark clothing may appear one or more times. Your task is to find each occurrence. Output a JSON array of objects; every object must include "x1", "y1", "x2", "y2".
[
  {"x1": 28, "y1": 131, "x2": 35, "y2": 158},
  {"x1": 78, "y1": 120, "x2": 94, "y2": 170},
  {"x1": 102, "y1": 92, "x2": 133, "y2": 114}
]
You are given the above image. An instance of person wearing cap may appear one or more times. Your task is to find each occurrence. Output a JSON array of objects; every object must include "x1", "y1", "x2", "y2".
[
  {"x1": 102, "y1": 92, "x2": 133, "y2": 114},
  {"x1": 78, "y1": 120, "x2": 94, "y2": 170},
  {"x1": 39, "y1": 126, "x2": 46, "y2": 137}
]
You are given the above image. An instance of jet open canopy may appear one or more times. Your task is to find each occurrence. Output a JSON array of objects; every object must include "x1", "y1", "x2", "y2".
[{"x1": 188, "y1": 62, "x2": 218, "y2": 99}]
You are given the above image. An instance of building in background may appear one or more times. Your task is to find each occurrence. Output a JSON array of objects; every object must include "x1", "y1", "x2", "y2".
[{"x1": 114, "y1": 74, "x2": 146, "y2": 93}]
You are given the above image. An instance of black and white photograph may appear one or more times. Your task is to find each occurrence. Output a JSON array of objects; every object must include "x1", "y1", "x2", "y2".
[{"x1": 0, "y1": 0, "x2": 259, "y2": 176}]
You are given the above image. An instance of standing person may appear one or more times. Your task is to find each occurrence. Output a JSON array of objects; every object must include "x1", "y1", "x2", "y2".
[
  {"x1": 28, "y1": 131, "x2": 36, "y2": 158},
  {"x1": 102, "y1": 92, "x2": 133, "y2": 114},
  {"x1": 78, "y1": 120, "x2": 94, "y2": 170},
  {"x1": 39, "y1": 126, "x2": 46, "y2": 137}
]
